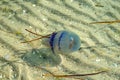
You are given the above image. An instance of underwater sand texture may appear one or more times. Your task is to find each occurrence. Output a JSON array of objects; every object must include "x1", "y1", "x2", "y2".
[{"x1": 0, "y1": 0, "x2": 120, "y2": 80}]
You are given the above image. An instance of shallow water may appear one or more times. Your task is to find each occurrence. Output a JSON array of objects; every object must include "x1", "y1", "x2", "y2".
[{"x1": 0, "y1": 0, "x2": 120, "y2": 80}]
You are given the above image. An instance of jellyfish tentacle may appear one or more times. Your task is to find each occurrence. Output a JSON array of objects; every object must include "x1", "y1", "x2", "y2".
[
  {"x1": 21, "y1": 36, "x2": 48, "y2": 43},
  {"x1": 21, "y1": 29, "x2": 51, "y2": 43},
  {"x1": 25, "y1": 29, "x2": 51, "y2": 37}
]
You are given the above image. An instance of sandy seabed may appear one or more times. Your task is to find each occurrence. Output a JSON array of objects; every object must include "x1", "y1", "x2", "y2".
[{"x1": 0, "y1": 0, "x2": 120, "y2": 80}]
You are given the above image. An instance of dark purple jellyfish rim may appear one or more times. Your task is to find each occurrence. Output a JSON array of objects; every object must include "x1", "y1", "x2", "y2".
[{"x1": 49, "y1": 32, "x2": 57, "y2": 54}]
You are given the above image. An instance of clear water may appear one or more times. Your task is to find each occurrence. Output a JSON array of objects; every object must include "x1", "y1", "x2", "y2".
[{"x1": 0, "y1": 0, "x2": 120, "y2": 80}]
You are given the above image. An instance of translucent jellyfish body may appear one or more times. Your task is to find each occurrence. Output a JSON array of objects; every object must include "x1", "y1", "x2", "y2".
[
  {"x1": 22, "y1": 29, "x2": 81, "y2": 54},
  {"x1": 47, "y1": 30, "x2": 81, "y2": 54}
]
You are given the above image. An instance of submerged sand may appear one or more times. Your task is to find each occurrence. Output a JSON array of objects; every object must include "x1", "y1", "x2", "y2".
[{"x1": 0, "y1": 0, "x2": 120, "y2": 80}]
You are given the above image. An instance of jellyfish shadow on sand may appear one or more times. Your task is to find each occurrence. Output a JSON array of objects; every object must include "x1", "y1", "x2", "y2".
[{"x1": 20, "y1": 48, "x2": 62, "y2": 67}]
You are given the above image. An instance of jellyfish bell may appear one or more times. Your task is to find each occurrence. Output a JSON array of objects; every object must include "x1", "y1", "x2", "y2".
[
  {"x1": 50, "y1": 30, "x2": 81, "y2": 54},
  {"x1": 22, "y1": 29, "x2": 81, "y2": 54}
]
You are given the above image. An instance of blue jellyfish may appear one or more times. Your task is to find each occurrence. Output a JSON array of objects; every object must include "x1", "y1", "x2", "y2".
[{"x1": 22, "y1": 29, "x2": 81, "y2": 54}]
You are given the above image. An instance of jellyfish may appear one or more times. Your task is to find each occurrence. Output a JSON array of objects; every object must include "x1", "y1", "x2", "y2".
[
  {"x1": 21, "y1": 29, "x2": 107, "y2": 79},
  {"x1": 22, "y1": 29, "x2": 81, "y2": 54}
]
